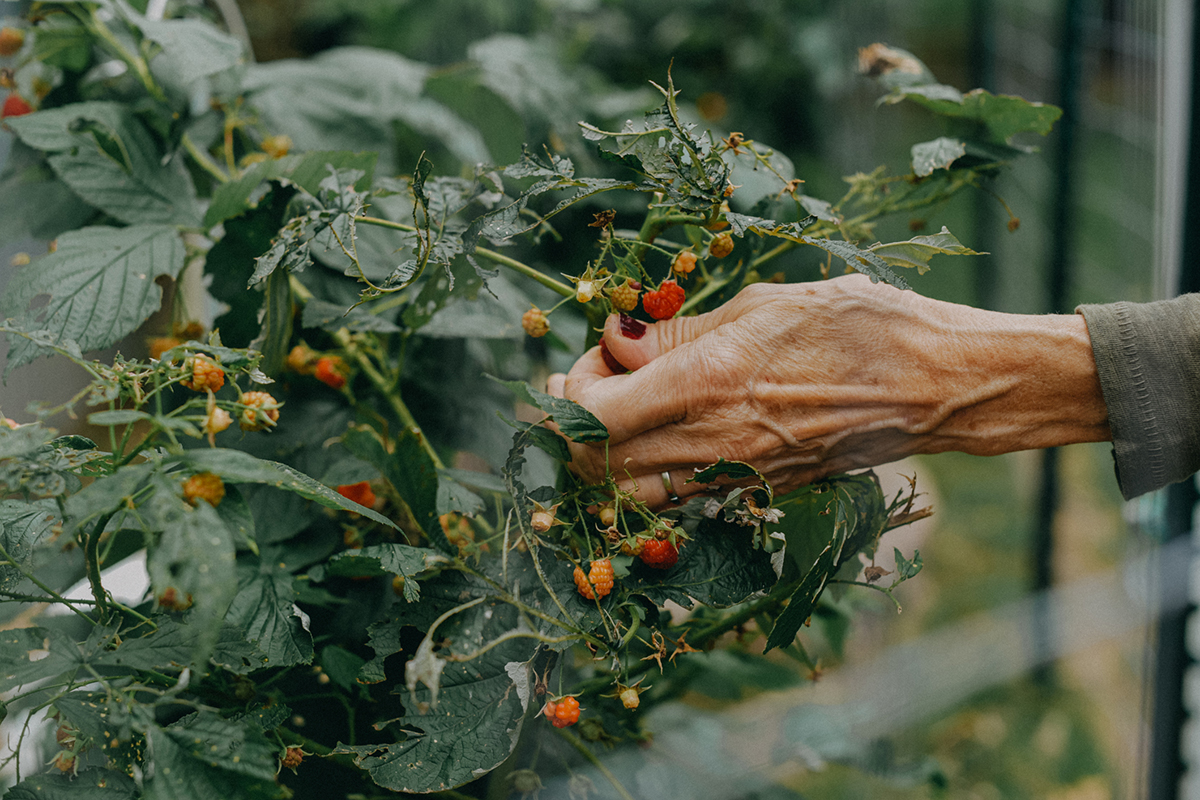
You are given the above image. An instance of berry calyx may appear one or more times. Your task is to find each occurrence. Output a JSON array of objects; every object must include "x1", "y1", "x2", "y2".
[
  {"x1": 530, "y1": 500, "x2": 563, "y2": 532},
  {"x1": 574, "y1": 558, "x2": 614, "y2": 600},
  {"x1": 522, "y1": 307, "x2": 550, "y2": 338},
  {"x1": 182, "y1": 472, "x2": 225, "y2": 507},
  {"x1": 2, "y1": 94, "x2": 32, "y2": 118},
  {"x1": 239, "y1": 391, "x2": 281, "y2": 431},
  {"x1": 642, "y1": 280, "x2": 685, "y2": 320},
  {"x1": 708, "y1": 232, "x2": 734, "y2": 259},
  {"x1": 314, "y1": 355, "x2": 348, "y2": 389},
  {"x1": 545, "y1": 695, "x2": 580, "y2": 728},
  {"x1": 638, "y1": 538, "x2": 679, "y2": 569},
  {"x1": 181, "y1": 354, "x2": 225, "y2": 393},
  {"x1": 0, "y1": 27, "x2": 25, "y2": 57},
  {"x1": 336, "y1": 481, "x2": 377, "y2": 509},
  {"x1": 671, "y1": 251, "x2": 698, "y2": 276},
  {"x1": 609, "y1": 279, "x2": 641, "y2": 312}
]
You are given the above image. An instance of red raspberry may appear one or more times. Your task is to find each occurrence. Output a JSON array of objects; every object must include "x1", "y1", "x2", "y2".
[
  {"x1": 522, "y1": 307, "x2": 550, "y2": 338},
  {"x1": 2, "y1": 94, "x2": 32, "y2": 118},
  {"x1": 609, "y1": 279, "x2": 641, "y2": 312},
  {"x1": 642, "y1": 280, "x2": 685, "y2": 320},
  {"x1": 182, "y1": 472, "x2": 225, "y2": 507},
  {"x1": 548, "y1": 696, "x2": 580, "y2": 728},
  {"x1": 0, "y1": 27, "x2": 25, "y2": 57},
  {"x1": 314, "y1": 356, "x2": 348, "y2": 389},
  {"x1": 336, "y1": 481, "x2": 376, "y2": 508},
  {"x1": 672, "y1": 251, "x2": 697, "y2": 276},
  {"x1": 708, "y1": 232, "x2": 734, "y2": 259},
  {"x1": 638, "y1": 538, "x2": 679, "y2": 569},
  {"x1": 239, "y1": 391, "x2": 281, "y2": 431},
  {"x1": 574, "y1": 559, "x2": 614, "y2": 600},
  {"x1": 181, "y1": 354, "x2": 225, "y2": 392}
]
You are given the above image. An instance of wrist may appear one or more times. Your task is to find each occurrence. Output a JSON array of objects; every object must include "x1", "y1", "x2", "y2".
[{"x1": 920, "y1": 307, "x2": 1111, "y2": 456}]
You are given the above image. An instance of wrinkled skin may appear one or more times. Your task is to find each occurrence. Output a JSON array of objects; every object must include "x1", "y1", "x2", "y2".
[{"x1": 547, "y1": 274, "x2": 1110, "y2": 508}]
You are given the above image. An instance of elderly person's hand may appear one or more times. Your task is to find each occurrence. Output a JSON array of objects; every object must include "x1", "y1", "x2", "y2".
[{"x1": 546, "y1": 273, "x2": 1110, "y2": 508}]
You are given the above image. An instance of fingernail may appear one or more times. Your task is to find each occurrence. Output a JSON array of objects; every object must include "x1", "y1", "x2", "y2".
[
  {"x1": 598, "y1": 337, "x2": 629, "y2": 373},
  {"x1": 618, "y1": 313, "x2": 646, "y2": 339}
]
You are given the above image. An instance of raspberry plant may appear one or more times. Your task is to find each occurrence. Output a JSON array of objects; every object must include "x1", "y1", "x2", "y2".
[{"x1": 0, "y1": 6, "x2": 1059, "y2": 799}]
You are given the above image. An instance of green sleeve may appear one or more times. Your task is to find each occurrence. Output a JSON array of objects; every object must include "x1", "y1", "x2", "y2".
[{"x1": 1076, "y1": 294, "x2": 1200, "y2": 499}]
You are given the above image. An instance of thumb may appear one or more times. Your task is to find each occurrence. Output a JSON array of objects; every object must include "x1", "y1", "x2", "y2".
[{"x1": 601, "y1": 306, "x2": 738, "y2": 371}]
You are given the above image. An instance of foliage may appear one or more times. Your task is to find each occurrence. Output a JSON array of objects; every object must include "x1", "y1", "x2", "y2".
[{"x1": 0, "y1": 7, "x2": 1056, "y2": 799}]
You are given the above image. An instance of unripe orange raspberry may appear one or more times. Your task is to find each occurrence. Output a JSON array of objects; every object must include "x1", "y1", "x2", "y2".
[
  {"x1": 286, "y1": 344, "x2": 317, "y2": 374},
  {"x1": 708, "y1": 232, "x2": 734, "y2": 259},
  {"x1": 609, "y1": 279, "x2": 641, "y2": 312},
  {"x1": 574, "y1": 559, "x2": 613, "y2": 600},
  {"x1": 0, "y1": 28, "x2": 25, "y2": 58},
  {"x1": 51, "y1": 751, "x2": 76, "y2": 775},
  {"x1": 239, "y1": 391, "x2": 281, "y2": 431},
  {"x1": 551, "y1": 695, "x2": 580, "y2": 727},
  {"x1": 336, "y1": 481, "x2": 376, "y2": 508},
  {"x1": 203, "y1": 406, "x2": 233, "y2": 438},
  {"x1": 522, "y1": 307, "x2": 550, "y2": 338},
  {"x1": 157, "y1": 586, "x2": 194, "y2": 611},
  {"x1": 672, "y1": 251, "x2": 698, "y2": 276},
  {"x1": 314, "y1": 356, "x2": 348, "y2": 389},
  {"x1": 182, "y1": 472, "x2": 225, "y2": 507},
  {"x1": 181, "y1": 354, "x2": 225, "y2": 392},
  {"x1": 261, "y1": 134, "x2": 292, "y2": 159},
  {"x1": 148, "y1": 336, "x2": 181, "y2": 361}
]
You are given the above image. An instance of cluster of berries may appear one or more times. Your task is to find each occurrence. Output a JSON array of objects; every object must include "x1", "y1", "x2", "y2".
[
  {"x1": 287, "y1": 343, "x2": 350, "y2": 390},
  {"x1": 543, "y1": 696, "x2": 581, "y2": 728}
]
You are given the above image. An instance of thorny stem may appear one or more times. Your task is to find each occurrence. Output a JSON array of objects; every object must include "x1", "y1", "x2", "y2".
[
  {"x1": 554, "y1": 727, "x2": 638, "y2": 800},
  {"x1": 0, "y1": 542, "x2": 96, "y2": 625},
  {"x1": 446, "y1": 629, "x2": 583, "y2": 662},
  {"x1": 829, "y1": 578, "x2": 903, "y2": 612},
  {"x1": 181, "y1": 133, "x2": 231, "y2": 184}
]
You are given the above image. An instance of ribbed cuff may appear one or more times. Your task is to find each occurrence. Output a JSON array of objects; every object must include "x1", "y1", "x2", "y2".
[{"x1": 1077, "y1": 294, "x2": 1200, "y2": 499}]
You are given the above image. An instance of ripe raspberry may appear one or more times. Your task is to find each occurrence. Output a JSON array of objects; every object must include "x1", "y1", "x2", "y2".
[
  {"x1": 522, "y1": 307, "x2": 550, "y2": 338},
  {"x1": 239, "y1": 391, "x2": 281, "y2": 431},
  {"x1": 574, "y1": 559, "x2": 614, "y2": 600},
  {"x1": 546, "y1": 696, "x2": 580, "y2": 728},
  {"x1": 181, "y1": 354, "x2": 225, "y2": 392},
  {"x1": 638, "y1": 538, "x2": 679, "y2": 569},
  {"x1": 642, "y1": 280, "x2": 685, "y2": 320},
  {"x1": 708, "y1": 232, "x2": 734, "y2": 259},
  {"x1": 609, "y1": 279, "x2": 641, "y2": 312},
  {"x1": 2, "y1": 94, "x2": 32, "y2": 118},
  {"x1": 182, "y1": 472, "x2": 225, "y2": 507},
  {"x1": 672, "y1": 251, "x2": 697, "y2": 276},
  {"x1": 336, "y1": 481, "x2": 376, "y2": 508},
  {"x1": 314, "y1": 355, "x2": 348, "y2": 389},
  {"x1": 0, "y1": 27, "x2": 24, "y2": 57}
]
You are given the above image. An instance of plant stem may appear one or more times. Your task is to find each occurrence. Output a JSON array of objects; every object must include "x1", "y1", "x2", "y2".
[
  {"x1": 0, "y1": 541, "x2": 96, "y2": 625},
  {"x1": 555, "y1": 728, "x2": 638, "y2": 800},
  {"x1": 182, "y1": 133, "x2": 231, "y2": 184}
]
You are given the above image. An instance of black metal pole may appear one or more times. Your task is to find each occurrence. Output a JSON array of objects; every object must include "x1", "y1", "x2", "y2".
[{"x1": 1147, "y1": 4, "x2": 1200, "y2": 796}]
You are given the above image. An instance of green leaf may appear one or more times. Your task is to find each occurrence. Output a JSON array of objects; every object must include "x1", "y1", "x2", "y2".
[
  {"x1": 177, "y1": 449, "x2": 397, "y2": 529},
  {"x1": 435, "y1": 474, "x2": 485, "y2": 517},
  {"x1": 4, "y1": 768, "x2": 138, "y2": 799},
  {"x1": 6, "y1": 103, "x2": 201, "y2": 226},
  {"x1": 911, "y1": 137, "x2": 966, "y2": 177},
  {"x1": 91, "y1": 618, "x2": 195, "y2": 672},
  {"x1": 626, "y1": 521, "x2": 777, "y2": 609},
  {"x1": 86, "y1": 410, "x2": 151, "y2": 426},
  {"x1": 333, "y1": 637, "x2": 538, "y2": 793},
  {"x1": 866, "y1": 226, "x2": 982, "y2": 274},
  {"x1": 490, "y1": 377, "x2": 608, "y2": 442},
  {"x1": 0, "y1": 500, "x2": 60, "y2": 592},
  {"x1": 63, "y1": 462, "x2": 156, "y2": 535},
  {"x1": 203, "y1": 151, "x2": 377, "y2": 228},
  {"x1": 2, "y1": 225, "x2": 187, "y2": 372},
  {"x1": 0, "y1": 627, "x2": 82, "y2": 693},
  {"x1": 340, "y1": 428, "x2": 439, "y2": 540},
  {"x1": 301, "y1": 298, "x2": 402, "y2": 334},
  {"x1": 224, "y1": 565, "x2": 313, "y2": 668},
  {"x1": 142, "y1": 711, "x2": 279, "y2": 800},
  {"x1": 0, "y1": 425, "x2": 55, "y2": 460},
  {"x1": 137, "y1": 17, "x2": 243, "y2": 95},
  {"x1": 894, "y1": 547, "x2": 923, "y2": 581},
  {"x1": 888, "y1": 87, "x2": 1062, "y2": 146},
  {"x1": 324, "y1": 543, "x2": 449, "y2": 601}
]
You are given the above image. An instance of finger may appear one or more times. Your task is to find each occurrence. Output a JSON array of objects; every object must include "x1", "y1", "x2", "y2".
[
  {"x1": 600, "y1": 296, "x2": 753, "y2": 372},
  {"x1": 612, "y1": 467, "x2": 720, "y2": 511}
]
